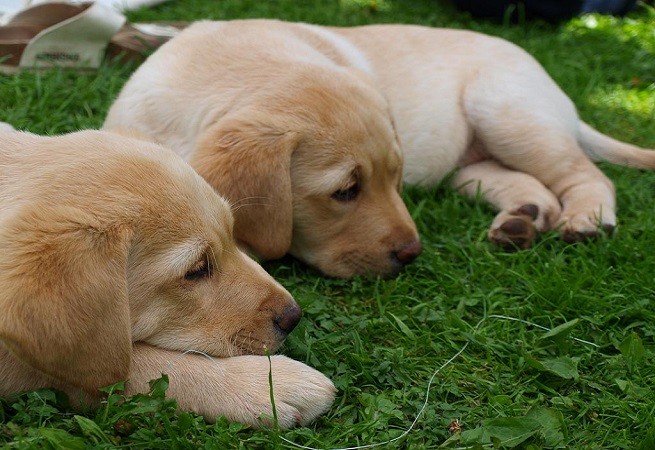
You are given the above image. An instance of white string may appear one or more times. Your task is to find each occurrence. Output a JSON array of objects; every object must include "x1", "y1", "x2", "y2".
[
  {"x1": 163, "y1": 315, "x2": 597, "y2": 449},
  {"x1": 276, "y1": 313, "x2": 599, "y2": 450},
  {"x1": 486, "y1": 314, "x2": 599, "y2": 348}
]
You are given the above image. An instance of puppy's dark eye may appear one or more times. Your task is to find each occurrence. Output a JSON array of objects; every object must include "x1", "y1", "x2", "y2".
[
  {"x1": 185, "y1": 259, "x2": 211, "y2": 280},
  {"x1": 331, "y1": 182, "x2": 360, "y2": 202}
]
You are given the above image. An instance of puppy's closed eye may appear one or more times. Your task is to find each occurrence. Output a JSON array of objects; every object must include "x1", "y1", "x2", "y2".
[
  {"x1": 184, "y1": 257, "x2": 212, "y2": 281},
  {"x1": 331, "y1": 181, "x2": 360, "y2": 202}
]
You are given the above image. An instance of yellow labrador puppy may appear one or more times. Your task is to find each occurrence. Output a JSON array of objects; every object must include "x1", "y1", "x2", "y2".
[
  {"x1": 105, "y1": 20, "x2": 654, "y2": 258},
  {"x1": 104, "y1": 24, "x2": 422, "y2": 279},
  {"x1": 0, "y1": 127, "x2": 335, "y2": 428}
]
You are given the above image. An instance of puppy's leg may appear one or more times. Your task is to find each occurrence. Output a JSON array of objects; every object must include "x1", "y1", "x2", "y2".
[
  {"x1": 485, "y1": 131, "x2": 615, "y2": 241},
  {"x1": 464, "y1": 60, "x2": 617, "y2": 241},
  {"x1": 547, "y1": 152, "x2": 616, "y2": 241},
  {"x1": 127, "y1": 344, "x2": 336, "y2": 428},
  {"x1": 455, "y1": 160, "x2": 561, "y2": 248}
]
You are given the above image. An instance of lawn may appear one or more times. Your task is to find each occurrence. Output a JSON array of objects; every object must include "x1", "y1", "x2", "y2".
[{"x1": 1, "y1": 0, "x2": 655, "y2": 448}]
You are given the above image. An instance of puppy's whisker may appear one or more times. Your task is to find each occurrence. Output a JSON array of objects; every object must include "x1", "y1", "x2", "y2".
[
  {"x1": 230, "y1": 195, "x2": 268, "y2": 206},
  {"x1": 231, "y1": 202, "x2": 272, "y2": 213},
  {"x1": 230, "y1": 332, "x2": 240, "y2": 357},
  {"x1": 206, "y1": 245, "x2": 218, "y2": 277},
  {"x1": 229, "y1": 196, "x2": 272, "y2": 212},
  {"x1": 248, "y1": 331, "x2": 255, "y2": 354},
  {"x1": 222, "y1": 247, "x2": 240, "y2": 259}
]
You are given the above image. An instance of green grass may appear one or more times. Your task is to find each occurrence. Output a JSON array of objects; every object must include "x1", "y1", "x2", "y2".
[{"x1": 1, "y1": 0, "x2": 655, "y2": 448}]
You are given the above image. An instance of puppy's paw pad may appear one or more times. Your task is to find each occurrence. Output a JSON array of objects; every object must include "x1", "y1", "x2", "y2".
[
  {"x1": 513, "y1": 200, "x2": 561, "y2": 232},
  {"x1": 513, "y1": 203, "x2": 539, "y2": 220},
  {"x1": 489, "y1": 215, "x2": 536, "y2": 250}
]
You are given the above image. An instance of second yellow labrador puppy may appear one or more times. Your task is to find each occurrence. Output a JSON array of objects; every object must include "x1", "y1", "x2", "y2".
[
  {"x1": 105, "y1": 20, "x2": 654, "y2": 263},
  {"x1": 0, "y1": 126, "x2": 335, "y2": 428},
  {"x1": 105, "y1": 22, "x2": 422, "y2": 279}
]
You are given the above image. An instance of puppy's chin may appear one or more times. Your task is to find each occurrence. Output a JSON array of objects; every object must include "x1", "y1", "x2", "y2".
[
  {"x1": 142, "y1": 332, "x2": 286, "y2": 359},
  {"x1": 292, "y1": 248, "x2": 405, "y2": 279},
  {"x1": 229, "y1": 329, "x2": 287, "y2": 356}
]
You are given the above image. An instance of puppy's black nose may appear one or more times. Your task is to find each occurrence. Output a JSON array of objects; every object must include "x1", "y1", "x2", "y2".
[
  {"x1": 392, "y1": 239, "x2": 422, "y2": 266},
  {"x1": 274, "y1": 303, "x2": 303, "y2": 335}
]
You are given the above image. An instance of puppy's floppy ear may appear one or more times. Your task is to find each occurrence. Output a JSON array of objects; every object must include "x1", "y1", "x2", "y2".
[
  {"x1": 192, "y1": 115, "x2": 300, "y2": 260},
  {"x1": 0, "y1": 204, "x2": 133, "y2": 390}
]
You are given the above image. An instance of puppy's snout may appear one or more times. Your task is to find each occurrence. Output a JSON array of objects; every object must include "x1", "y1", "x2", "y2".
[
  {"x1": 274, "y1": 303, "x2": 303, "y2": 335},
  {"x1": 392, "y1": 239, "x2": 422, "y2": 266}
]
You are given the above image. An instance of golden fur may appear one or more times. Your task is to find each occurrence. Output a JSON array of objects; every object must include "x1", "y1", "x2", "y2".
[
  {"x1": 104, "y1": 22, "x2": 421, "y2": 278},
  {"x1": 0, "y1": 127, "x2": 334, "y2": 428},
  {"x1": 105, "y1": 20, "x2": 655, "y2": 257}
]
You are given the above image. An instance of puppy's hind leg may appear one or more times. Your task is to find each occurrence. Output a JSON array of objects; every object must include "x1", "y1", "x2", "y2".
[
  {"x1": 455, "y1": 160, "x2": 562, "y2": 249},
  {"x1": 481, "y1": 127, "x2": 616, "y2": 242},
  {"x1": 464, "y1": 78, "x2": 616, "y2": 241},
  {"x1": 462, "y1": 50, "x2": 620, "y2": 242}
]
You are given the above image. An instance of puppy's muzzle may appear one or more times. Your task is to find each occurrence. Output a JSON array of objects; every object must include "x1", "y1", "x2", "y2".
[{"x1": 274, "y1": 303, "x2": 303, "y2": 336}]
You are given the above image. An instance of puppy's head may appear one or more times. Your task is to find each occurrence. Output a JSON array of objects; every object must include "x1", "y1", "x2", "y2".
[
  {"x1": 193, "y1": 69, "x2": 420, "y2": 278},
  {"x1": 0, "y1": 131, "x2": 299, "y2": 391}
]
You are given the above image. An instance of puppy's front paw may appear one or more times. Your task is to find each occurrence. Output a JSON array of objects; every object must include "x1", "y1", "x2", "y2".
[
  {"x1": 222, "y1": 355, "x2": 336, "y2": 428},
  {"x1": 126, "y1": 346, "x2": 334, "y2": 429},
  {"x1": 0, "y1": 122, "x2": 16, "y2": 133},
  {"x1": 266, "y1": 355, "x2": 336, "y2": 427}
]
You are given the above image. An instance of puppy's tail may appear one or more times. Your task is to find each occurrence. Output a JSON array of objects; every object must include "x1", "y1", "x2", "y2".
[
  {"x1": 579, "y1": 121, "x2": 655, "y2": 169},
  {"x1": 0, "y1": 122, "x2": 16, "y2": 133}
]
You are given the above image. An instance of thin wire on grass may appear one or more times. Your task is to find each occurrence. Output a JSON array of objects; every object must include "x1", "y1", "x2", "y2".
[
  {"x1": 271, "y1": 313, "x2": 599, "y2": 450},
  {"x1": 170, "y1": 314, "x2": 598, "y2": 449}
]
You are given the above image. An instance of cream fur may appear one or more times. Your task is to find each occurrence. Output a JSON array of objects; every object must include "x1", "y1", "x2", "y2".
[{"x1": 104, "y1": 20, "x2": 421, "y2": 278}]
